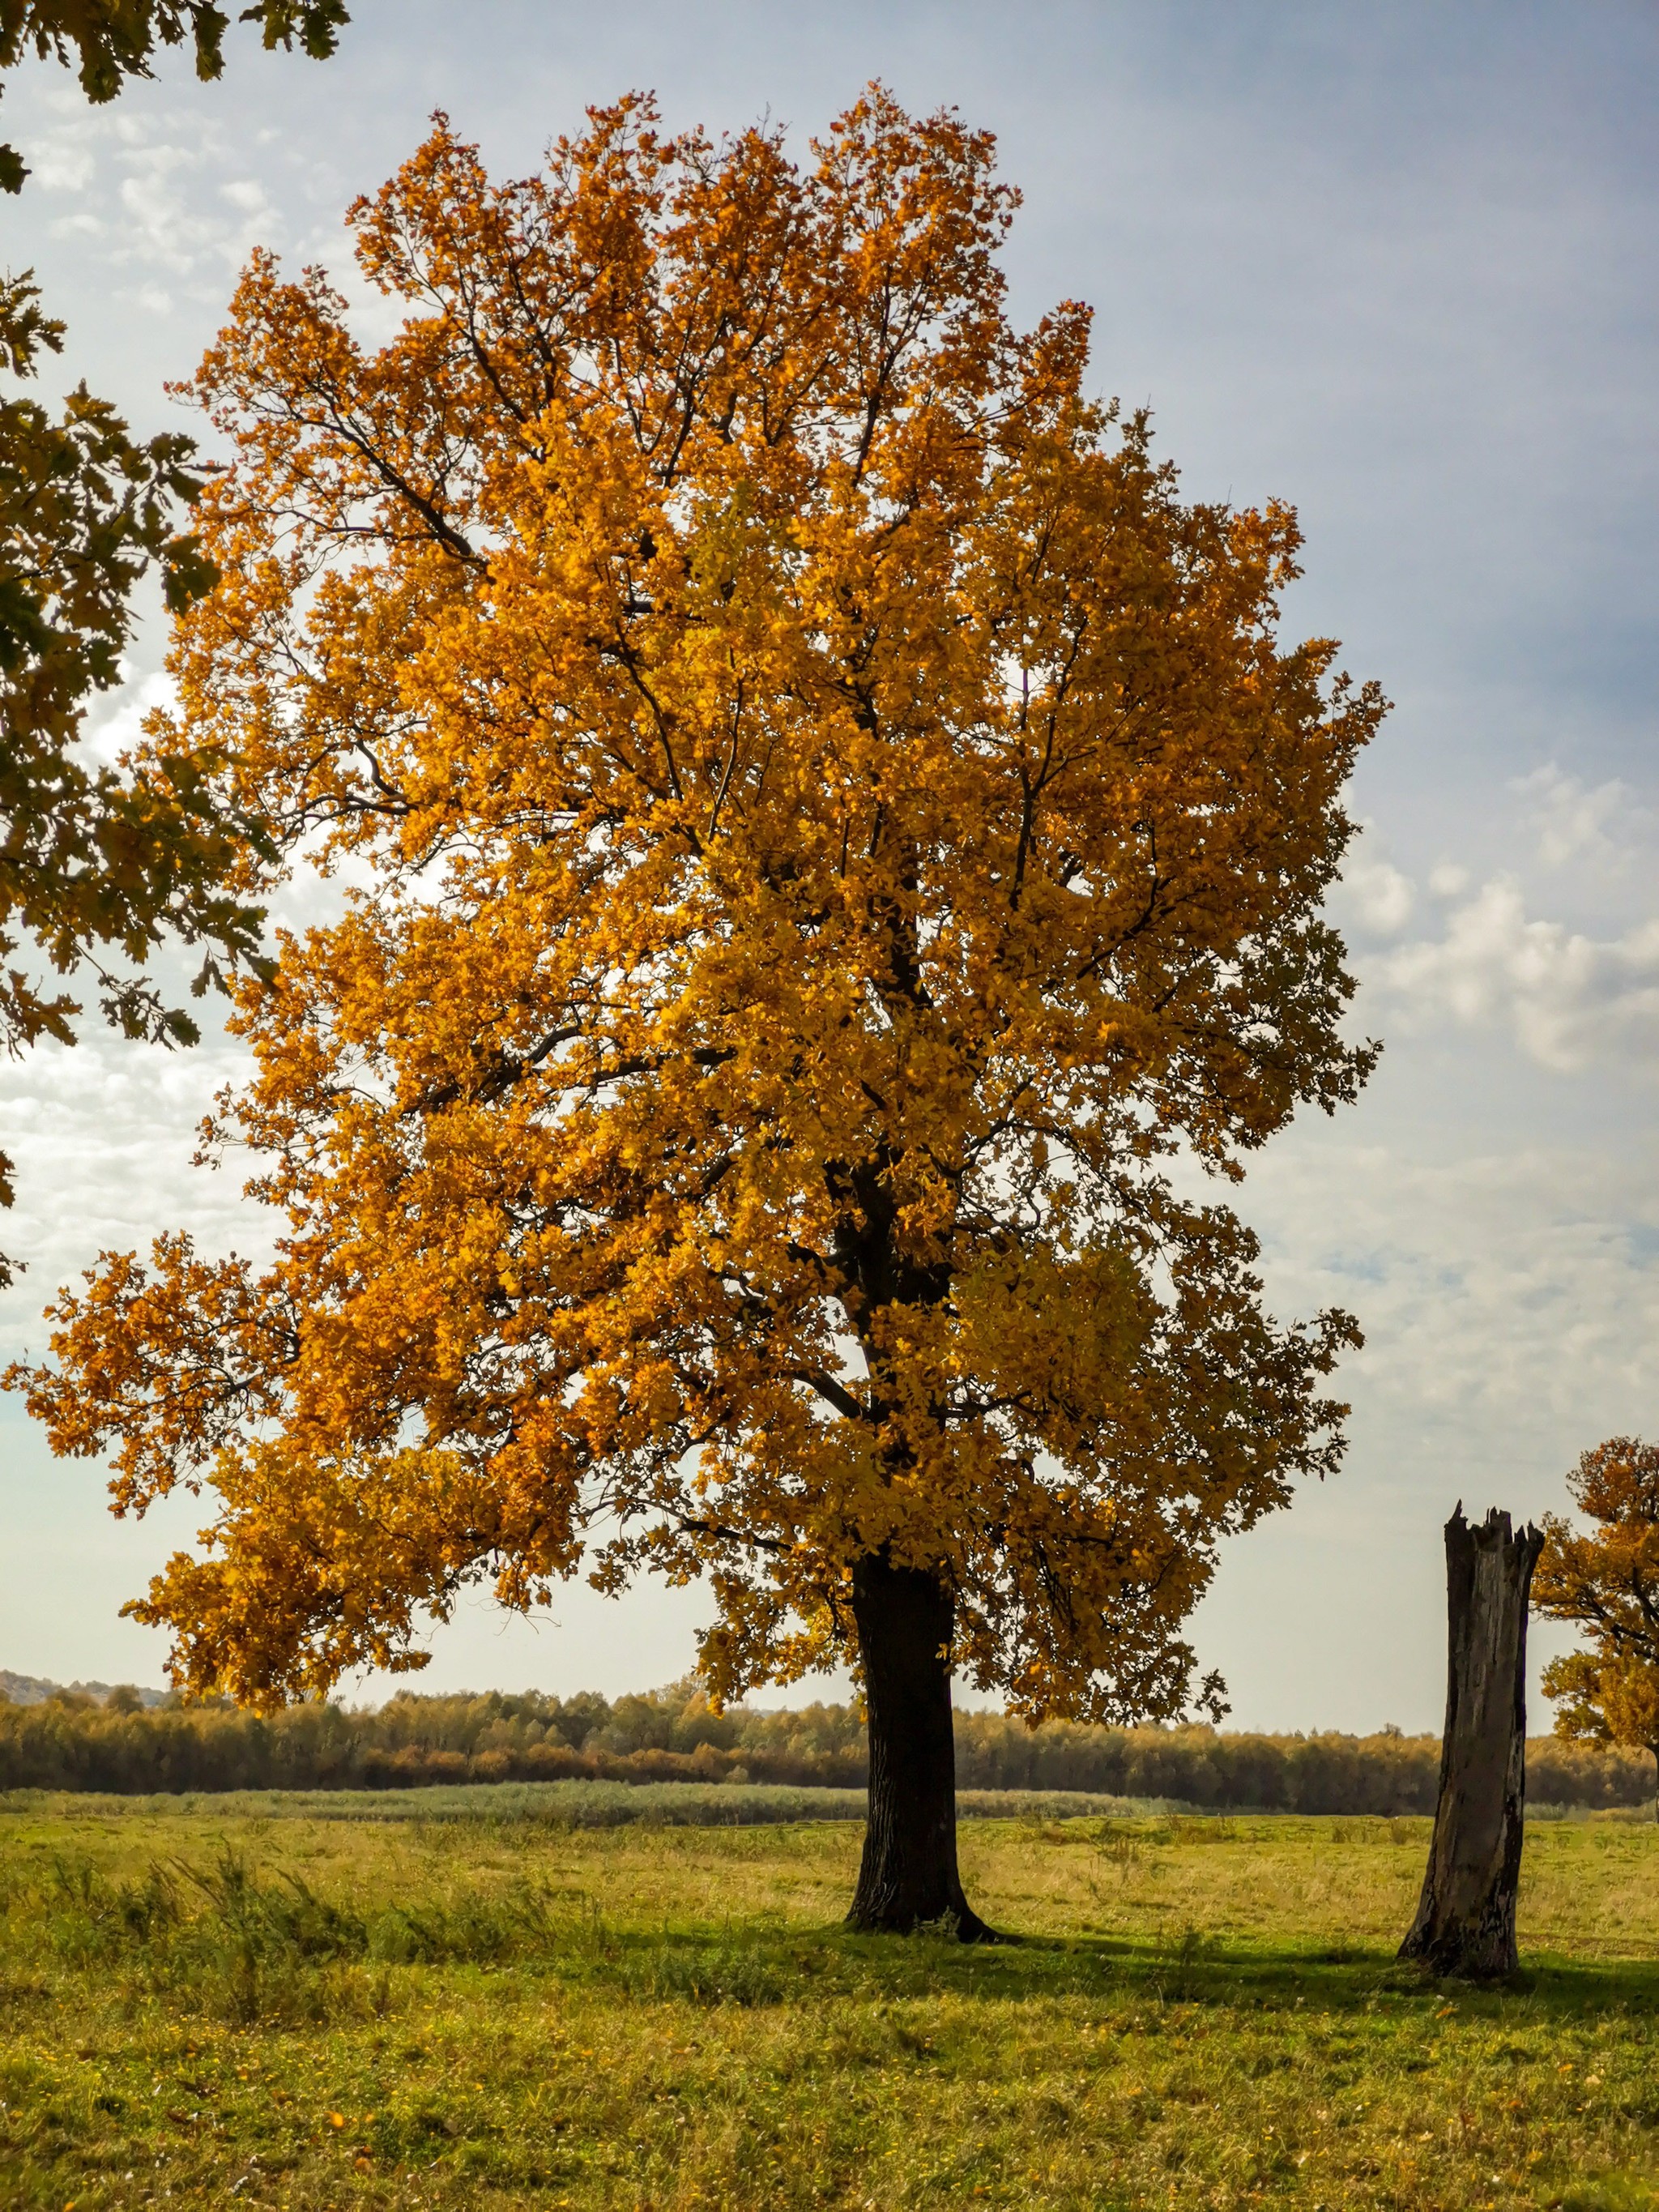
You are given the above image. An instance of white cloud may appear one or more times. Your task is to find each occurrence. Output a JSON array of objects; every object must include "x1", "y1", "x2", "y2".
[
  {"x1": 0, "y1": 1021, "x2": 262, "y2": 1362},
  {"x1": 5, "y1": 97, "x2": 299, "y2": 306},
  {"x1": 1337, "y1": 853, "x2": 1416, "y2": 934},
  {"x1": 1512, "y1": 762, "x2": 1641, "y2": 872},
  {"x1": 31, "y1": 140, "x2": 95, "y2": 193},
  {"x1": 1378, "y1": 877, "x2": 1659, "y2": 1070},
  {"x1": 1428, "y1": 862, "x2": 1469, "y2": 897},
  {"x1": 1250, "y1": 1134, "x2": 1659, "y2": 1428},
  {"x1": 80, "y1": 670, "x2": 177, "y2": 767},
  {"x1": 1196, "y1": 1115, "x2": 1659, "y2": 1734}
]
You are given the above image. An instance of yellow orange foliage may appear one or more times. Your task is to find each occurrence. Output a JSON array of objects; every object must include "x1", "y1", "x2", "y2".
[
  {"x1": 1537, "y1": 1438, "x2": 1659, "y2": 1774},
  {"x1": 11, "y1": 92, "x2": 1382, "y2": 1718}
]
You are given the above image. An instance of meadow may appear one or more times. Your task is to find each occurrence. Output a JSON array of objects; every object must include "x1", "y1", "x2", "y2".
[{"x1": 3, "y1": 1792, "x2": 1659, "y2": 2211}]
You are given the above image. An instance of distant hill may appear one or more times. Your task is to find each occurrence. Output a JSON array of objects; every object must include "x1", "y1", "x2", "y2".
[{"x1": 0, "y1": 1670, "x2": 166, "y2": 1708}]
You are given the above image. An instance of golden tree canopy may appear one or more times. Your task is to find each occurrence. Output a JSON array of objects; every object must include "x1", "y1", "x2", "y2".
[
  {"x1": 13, "y1": 92, "x2": 1384, "y2": 1715},
  {"x1": 1537, "y1": 1437, "x2": 1659, "y2": 1755}
]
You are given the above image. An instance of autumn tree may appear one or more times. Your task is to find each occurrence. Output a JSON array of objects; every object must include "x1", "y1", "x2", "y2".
[
  {"x1": 1535, "y1": 1437, "x2": 1659, "y2": 1818},
  {"x1": 0, "y1": 3, "x2": 347, "y2": 1262},
  {"x1": 11, "y1": 94, "x2": 1384, "y2": 1935}
]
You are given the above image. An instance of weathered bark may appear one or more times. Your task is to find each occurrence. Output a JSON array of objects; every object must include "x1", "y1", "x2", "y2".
[
  {"x1": 1399, "y1": 1504, "x2": 1544, "y2": 1979},
  {"x1": 846, "y1": 1554, "x2": 992, "y2": 1939}
]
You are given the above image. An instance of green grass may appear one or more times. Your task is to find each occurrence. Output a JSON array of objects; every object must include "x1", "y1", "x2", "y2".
[{"x1": 4, "y1": 1797, "x2": 1659, "y2": 2209}]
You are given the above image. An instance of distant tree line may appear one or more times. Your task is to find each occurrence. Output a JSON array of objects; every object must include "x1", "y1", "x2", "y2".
[{"x1": 0, "y1": 1683, "x2": 1648, "y2": 1810}]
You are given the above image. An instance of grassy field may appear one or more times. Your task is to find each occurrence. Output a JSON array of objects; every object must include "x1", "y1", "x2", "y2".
[{"x1": 4, "y1": 1794, "x2": 1659, "y2": 2210}]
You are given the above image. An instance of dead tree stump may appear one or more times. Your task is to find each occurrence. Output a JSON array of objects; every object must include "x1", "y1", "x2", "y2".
[{"x1": 1399, "y1": 1504, "x2": 1544, "y2": 1979}]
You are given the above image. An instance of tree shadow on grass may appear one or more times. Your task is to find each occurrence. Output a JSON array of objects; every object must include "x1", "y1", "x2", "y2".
[{"x1": 672, "y1": 1920, "x2": 1659, "y2": 2021}]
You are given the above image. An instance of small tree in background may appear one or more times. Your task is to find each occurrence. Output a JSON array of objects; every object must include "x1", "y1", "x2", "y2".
[
  {"x1": 1535, "y1": 1437, "x2": 1659, "y2": 1819},
  {"x1": 11, "y1": 93, "x2": 1383, "y2": 1936}
]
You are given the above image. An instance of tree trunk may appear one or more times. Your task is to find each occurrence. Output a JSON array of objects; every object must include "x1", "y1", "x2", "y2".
[
  {"x1": 846, "y1": 1554, "x2": 991, "y2": 1939},
  {"x1": 1399, "y1": 1505, "x2": 1544, "y2": 1979}
]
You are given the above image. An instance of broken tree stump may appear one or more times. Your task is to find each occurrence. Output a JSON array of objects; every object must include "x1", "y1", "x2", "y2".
[{"x1": 1399, "y1": 1504, "x2": 1545, "y2": 1979}]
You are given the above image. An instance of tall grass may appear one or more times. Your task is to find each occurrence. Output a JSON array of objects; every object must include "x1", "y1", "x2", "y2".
[{"x1": 7, "y1": 1836, "x2": 806, "y2": 2028}]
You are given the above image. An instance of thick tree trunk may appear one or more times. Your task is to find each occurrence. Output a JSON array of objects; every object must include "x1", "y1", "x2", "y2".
[
  {"x1": 846, "y1": 1554, "x2": 991, "y2": 1939},
  {"x1": 1399, "y1": 1505, "x2": 1544, "y2": 1979}
]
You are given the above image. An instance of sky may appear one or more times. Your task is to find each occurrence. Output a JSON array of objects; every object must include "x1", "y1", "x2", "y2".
[{"x1": 0, "y1": 0, "x2": 1656, "y2": 1731}]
